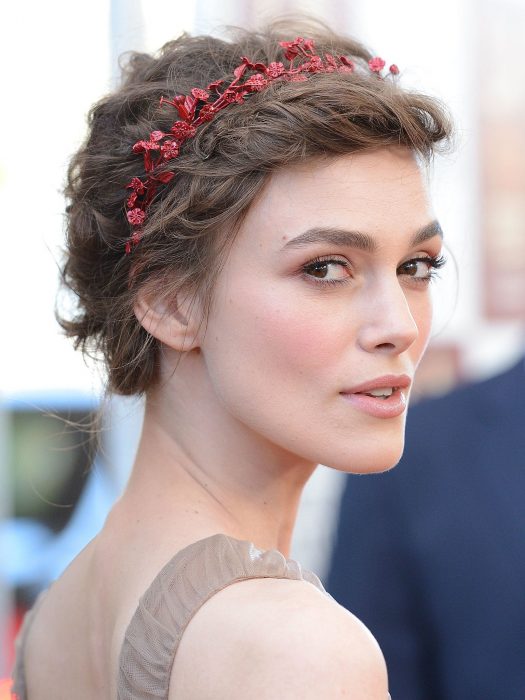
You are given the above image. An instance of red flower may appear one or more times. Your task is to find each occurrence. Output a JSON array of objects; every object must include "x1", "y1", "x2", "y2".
[
  {"x1": 266, "y1": 62, "x2": 285, "y2": 78},
  {"x1": 324, "y1": 53, "x2": 338, "y2": 71},
  {"x1": 198, "y1": 104, "x2": 216, "y2": 121},
  {"x1": 340, "y1": 56, "x2": 355, "y2": 72},
  {"x1": 302, "y1": 38, "x2": 315, "y2": 52},
  {"x1": 127, "y1": 208, "x2": 146, "y2": 226},
  {"x1": 245, "y1": 74, "x2": 268, "y2": 91},
  {"x1": 161, "y1": 140, "x2": 179, "y2": 159},
  {"x1": 124, "y1": 37, "x2": 401, "y2": 257},
  {"x1": 191, "y1": 88, "x2": 210, "y2": 101},
  {"x1": 159, "y1": 95, "x2": 182, "y2": 110},
  {"x1": 304, "y1": 55, "x2": 324, "y2": 72},
  {"x1": 132, "y1": 140, "x2": 148, "y2": 153},
  {"x1": 127, "y1": 177, "x2": 145, "y2": 194},
  {"x1": 170, "y1": 121, "x2": 197, "y2": 140},
  {"x1": 279, "y1": 37, "x2": 314, "y2": 60},
  {"x1": 125, "y1": 230, "x2": 143, "y2": 253},
  {"x1": 132, "y1": 139, "x2": 160, "y2": 153},
  {"x1": 172, "y1": 95, "x2": 191, "y2": 120},
  {"x1": 222, "y1": 89, "x2": 239, "y2": 105},
  {"x1": 368, "y1": 56, "x2": 386, "y2": 73},
  {"x1": 279, "y1": 38, "x2": 303, "y2": 61}
]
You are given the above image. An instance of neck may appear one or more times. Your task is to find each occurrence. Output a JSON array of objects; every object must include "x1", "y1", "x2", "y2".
[{"x1": 123, "y1": 352, "x2": 317, "y2": 556}]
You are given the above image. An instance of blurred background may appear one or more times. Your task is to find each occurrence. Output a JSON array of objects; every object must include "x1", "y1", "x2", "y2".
[{"x1": 0, "y1": 0, "x2": 524, "y2": 682}]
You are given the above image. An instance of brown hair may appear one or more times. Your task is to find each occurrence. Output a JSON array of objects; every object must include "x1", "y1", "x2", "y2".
[{"x1": 58, "y1": 19, "x2": 453, "y2": 396}]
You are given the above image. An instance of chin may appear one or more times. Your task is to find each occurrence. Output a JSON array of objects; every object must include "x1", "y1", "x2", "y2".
[{"x1": 323, "y1": 439, "x2": 406, "y2": 475}]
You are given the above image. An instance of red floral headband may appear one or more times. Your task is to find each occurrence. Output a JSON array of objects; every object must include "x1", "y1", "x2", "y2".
[{"x1": 124, "y1": 37, "x2": 399, "y2": 254}]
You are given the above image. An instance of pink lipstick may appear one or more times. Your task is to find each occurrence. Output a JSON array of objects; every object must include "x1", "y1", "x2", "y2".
[{"x1": 340, "y1": 374, "x2": 411, "y2": 418}]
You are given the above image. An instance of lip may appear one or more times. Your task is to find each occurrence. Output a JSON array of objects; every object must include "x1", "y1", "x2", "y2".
[
  {"x1": 339, "y1": 374, "x2": 412, "y2": 419},
  {"x1": 340, "y1": 374, "x2": 412, "y2": 395}
]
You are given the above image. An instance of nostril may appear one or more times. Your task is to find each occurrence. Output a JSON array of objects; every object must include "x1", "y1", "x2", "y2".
[{"x1": 375, "y1": 342, "x2": 396, "y2": 351}]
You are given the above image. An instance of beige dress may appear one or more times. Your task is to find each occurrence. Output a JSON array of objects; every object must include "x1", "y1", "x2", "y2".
[
  {"x1": 13, "y1": 533, "x2": 392, "y2": 698},
  {"x1": 12, "y1": 534, "x2": 328, "y2": 699}
]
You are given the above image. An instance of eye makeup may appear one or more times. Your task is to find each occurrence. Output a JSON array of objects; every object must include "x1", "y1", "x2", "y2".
[{"x1": 300, "y1": 253, "x2": 446, "y2": 288}]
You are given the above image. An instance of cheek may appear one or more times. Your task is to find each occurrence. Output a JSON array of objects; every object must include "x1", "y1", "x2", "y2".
[
  {"x1": 201, "y1": 279, "x2": 354, "y2": 450},
  {"x1": 203, "y1": 277, "x2": 350, "y2": 405},
  {"x1": 215, "y1": 286, "x2": 343, "y2": 372}
]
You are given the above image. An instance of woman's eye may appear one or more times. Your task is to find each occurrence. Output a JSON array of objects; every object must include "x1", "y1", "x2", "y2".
[
  {"x1": 398, "y1": 257, "x2": 441, "y2": 281},
  {"x1": 302, "y1": 258, "x2": 351, "y2": 284}
]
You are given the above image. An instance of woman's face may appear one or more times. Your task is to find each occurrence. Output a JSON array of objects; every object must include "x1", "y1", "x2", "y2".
[{"x1": 199, "y1": 148, "x2": 442, "y2": 473}]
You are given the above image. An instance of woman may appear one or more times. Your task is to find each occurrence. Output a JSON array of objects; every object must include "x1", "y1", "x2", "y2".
[{"x1": 13, "y1": 21, "x2": 451, "y2": 699}]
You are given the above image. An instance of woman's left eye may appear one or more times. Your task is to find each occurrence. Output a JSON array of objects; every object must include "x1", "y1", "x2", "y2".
[
  {"x1": 397, "y1": 255, "x2": 446, "y2": 282},
  {"x1": 302, "y1": 257, "x2": 351, "y2": 285}
]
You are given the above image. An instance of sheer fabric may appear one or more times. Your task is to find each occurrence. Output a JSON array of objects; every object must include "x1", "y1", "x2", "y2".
[
  {"x1": 12, "y1": 533, "x2": 391, "y2": 699},
  {"x1": 118, "y1": 534, "x2": 326, "y2": 698},
  {"x1": 12, "y1": 534, "x2": 324, "y2": 699}
]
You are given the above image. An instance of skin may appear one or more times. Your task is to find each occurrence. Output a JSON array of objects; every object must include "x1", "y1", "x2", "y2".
[
  {"x1": 24, "y1": 147, "x2": 442, "y2": 699},
  {"x1": 128, "y1": 145, "x2": 442, "y2": 556}
]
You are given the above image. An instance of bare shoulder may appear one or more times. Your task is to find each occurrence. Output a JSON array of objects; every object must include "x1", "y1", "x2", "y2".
[{"x1": 169, "y1": 577, "x2": 388, "y2": 699}]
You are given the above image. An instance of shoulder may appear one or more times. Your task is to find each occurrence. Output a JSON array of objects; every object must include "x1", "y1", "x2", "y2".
[{"x1": 169, "y1": 576, "x2": 388, "y2": 699}]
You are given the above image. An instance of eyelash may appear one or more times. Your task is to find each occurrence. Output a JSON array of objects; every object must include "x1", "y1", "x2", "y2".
[{"x1": 301, "y1": 254, "x2": 447, "y2": 287}]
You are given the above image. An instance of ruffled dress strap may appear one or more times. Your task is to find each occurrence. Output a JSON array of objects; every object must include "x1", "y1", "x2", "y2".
[{"x1": 118, "y1": 533, "x2": 326, "y2": 699}]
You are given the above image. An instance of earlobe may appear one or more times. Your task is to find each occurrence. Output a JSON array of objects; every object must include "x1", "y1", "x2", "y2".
[{"x1": 134, "y1": 289, "x2": 202, "y2": 352}]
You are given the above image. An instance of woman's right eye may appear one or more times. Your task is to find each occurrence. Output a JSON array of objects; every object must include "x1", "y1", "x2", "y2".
[{"x1": 302, "y1": 257, "x2": 351, "y2": 285}]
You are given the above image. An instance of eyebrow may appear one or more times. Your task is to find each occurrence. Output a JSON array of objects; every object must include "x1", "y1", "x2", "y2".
[{"x1": 281, "y1": 220, "x2": 443, "y2": 252}]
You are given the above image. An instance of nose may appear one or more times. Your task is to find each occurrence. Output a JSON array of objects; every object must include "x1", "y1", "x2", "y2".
[{"x1": 356, "y1": 277, "x2": 420, "y2": 355}]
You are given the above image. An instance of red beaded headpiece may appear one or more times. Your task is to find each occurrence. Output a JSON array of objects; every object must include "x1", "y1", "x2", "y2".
[{"x1": 124, "y1": 37, "x2": 399, "y2": 253}]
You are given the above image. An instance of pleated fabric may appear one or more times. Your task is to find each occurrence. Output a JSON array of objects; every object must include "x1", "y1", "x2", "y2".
[
  {"x1": 118, "y1": 533, "x2": 326, "y2": 699},
  {"x1": 12, "y1": 533, "x2": 391, "y2": 699}
]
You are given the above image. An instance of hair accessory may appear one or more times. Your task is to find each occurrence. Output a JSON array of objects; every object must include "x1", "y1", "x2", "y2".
[{"x1": 124, "y1": 37, "x2": 399, "y2": 253}]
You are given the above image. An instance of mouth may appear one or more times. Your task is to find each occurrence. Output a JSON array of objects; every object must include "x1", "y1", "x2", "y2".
[
  {"x1": 341, "y1": 374, "x2": 411, "y2": 395},
  {"x1": 339, "y1": 375, "x2": 411, "y2": 418},
  {"x1": 356, "y1": 386, "x2": 397, "y2": 399}
]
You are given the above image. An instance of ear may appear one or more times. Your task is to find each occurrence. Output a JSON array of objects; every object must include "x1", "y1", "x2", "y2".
[{"x1": 134, "y1": 287, "x2": 203, "y2": 352}]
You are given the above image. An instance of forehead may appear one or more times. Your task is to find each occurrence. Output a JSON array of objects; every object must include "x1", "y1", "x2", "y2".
[{"x1": 236, "y1": 148, "x2": 432, "y2": 250}]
